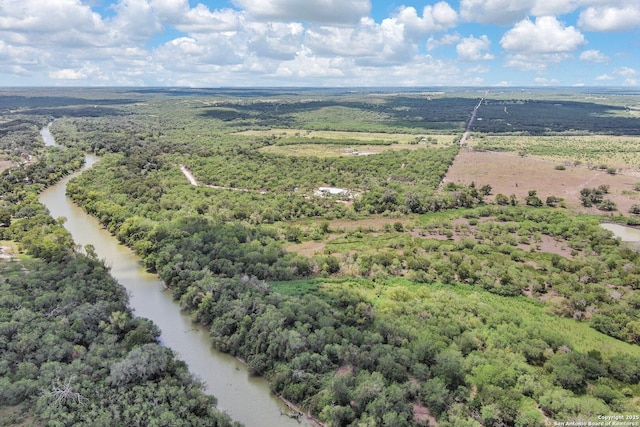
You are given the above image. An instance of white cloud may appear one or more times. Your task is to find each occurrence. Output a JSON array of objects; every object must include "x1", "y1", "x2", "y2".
[
  {"x1": 393, "y1": 2, "x2": 458, "y2": 37},
  {"x1": 49, "y1": 68, "x2": 91, "y2": 80},
  {"x1": 460, "y1": 0, "x2": 586, "y2": 25},
  {"x1": 623, "y1": 79, "x2": 638, "y2": 86},
  {"x1": 460, "y1": 0, "x2": 532, "y2": 25},
  {"x1": 456, "y1": 35, "x2": 494, "y2": 61},
  {"x1": 247, "y1": 22, "x2": 304, "y2": 60},
  {"x1": 110, "y1": 0, "x2": 163, "y2": 40},
  {"x1": 175, "y1": 7, "x2": 244, "y2": 33},
  {"x1": 579, "y1": 4, "x2": 640, "y2": 31},
  {"x1": 501, "y1": 16, "x2": 585, "y2": 54},
  {"x1": 0, "y1": 0, "x2": 105, "y2": 34},
  {"x1": 534, "y1": 77, "x2": 560, "y2": 85},
  {"x1": 231, "y1": 0, "x2": 370, "y2": 24},
  {"x1": 579, "y1": 49, "x2": 609, "y2": 63},
  {"x1": 503, "y1": 54, "x2": 551, "y2": 72},
  {"x1": 595, "y1": 74, "x2": 615, "y2": 81},
  {"x1": 615, "y1": 66, "x2": 638, "y2": 77},
  {"x1": 530, "y1": 0, "x2": 580, "y2": 17},
  {"x1": 305, "y1": 17, "x2": 410, "y2": 65},
  {"x1": 148, "y1": 0, "x2": 190, "y2": 23},
  {"x1": 466, "y1": 64, "x2": 490, "y2": 74},
  {"x1": 154, "y1": 35, "x2": 245, "y2": 70},
  {"x1": 426, "y1": 33, "x2": 460, "y2": 51}
]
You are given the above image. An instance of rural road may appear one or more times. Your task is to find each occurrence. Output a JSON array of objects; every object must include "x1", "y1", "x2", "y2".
[{"x1": 460, "y1": 90, "x2": 487, "y2": 146}]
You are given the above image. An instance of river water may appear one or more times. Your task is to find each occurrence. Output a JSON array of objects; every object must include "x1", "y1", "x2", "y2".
[
  {"x1": 38, "y1": 124, "x2": 309, "y2": 427},
  {"x1": 601, "y1": 223, "x2": 640, "y2": 242}
]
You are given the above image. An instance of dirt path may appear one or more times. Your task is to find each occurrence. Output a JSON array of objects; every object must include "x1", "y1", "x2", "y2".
[
  {"x1": 180, "y1": 165, "x2": 198, "y2": 186},
  {"x1": 179, "y1": 165, "x2": 267, "y2": 194}
]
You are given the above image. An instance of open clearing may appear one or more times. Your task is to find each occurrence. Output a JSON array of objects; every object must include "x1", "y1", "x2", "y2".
[
  {"x1": 467, "y1": 134, "x2": 640, "y2": 174},
  {"x1": 259, "y1": 143, "x2": 438, "y2": 157},
  {"x1": 239, "y1": 129, "x2": 457, "y2": 144},
  {"x1": 445, "y1": 148, "x2": 640, "y2": 214}
]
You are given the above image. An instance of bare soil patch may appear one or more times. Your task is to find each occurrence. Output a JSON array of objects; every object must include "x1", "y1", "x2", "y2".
[
  {"x1": 0, "y1": 244, "x2": 17, "y2": 260},
  {"x1": 285, "y1": 241, "x2": 326, "y2": 257},
  {"x1": 0, "y1": 159, "x2": 13, "y2": 172},
  {"x1": 445, "y1": 149, "x2": 640, "y2": 215}
]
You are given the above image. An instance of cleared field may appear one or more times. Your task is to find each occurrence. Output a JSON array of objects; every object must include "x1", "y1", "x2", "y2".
[
  {"x1": 445, "y1": 149, "x2": 640, "y2": 215},
  {"x1": 468, "y1": 134, "x2": 640, "y2": 174},
  {"x1": 258, "y1": 142, "x2": 440, "y2": 157},
  {"x1": 238, "y1": 128, "x2": 457, "y2": 144},
  {"x1": 245, "y1": 129, "x2": 456, "y2": 157}
]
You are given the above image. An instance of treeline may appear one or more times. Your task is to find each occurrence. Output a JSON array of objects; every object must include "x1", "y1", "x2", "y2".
[{"x1": 471, "y1": 99, "x2": 640, "y2": 135}]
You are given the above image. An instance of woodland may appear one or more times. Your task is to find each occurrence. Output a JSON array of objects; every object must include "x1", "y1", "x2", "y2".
[{"x1": 1, "y1": 87, "x2": 640, "y2": 426}]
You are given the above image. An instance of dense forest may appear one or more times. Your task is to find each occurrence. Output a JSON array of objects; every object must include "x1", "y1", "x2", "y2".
[
  {"x1": 0, "y1": 104, "x2": 239, "y2": 426},
  {"x1": 2, "y1": 88, "x2": 640, "y2": 426}
]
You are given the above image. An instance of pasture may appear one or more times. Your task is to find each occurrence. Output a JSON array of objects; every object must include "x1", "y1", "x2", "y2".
[{"x1": 467, "y1": 134, "x2": 640, "y2": 174}]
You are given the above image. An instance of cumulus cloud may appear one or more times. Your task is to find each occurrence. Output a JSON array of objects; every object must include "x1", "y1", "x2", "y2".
[
  {"x1": 49, "y1": 68, "x2": 92, "y2": 80},
  {"x1": 305, "y1": 17, "x2": 411, "y2": 65},
  {"x1": 175, "y1": 7, "x2": 244, "y2": 33},
  {"x1": 247, "y1": 22, "x2": 304, "y2": 60},
  {"x1": 110, "y1": 0, "x2": 163, "y2": 40},
  {"x1": 393, "y1": 2, "x2": 458, "y2": 37},
  {"x1": 426, "y1": 33, "x2": 461, "y2": 51},
  {"x1": 579, "y1": 49, "x2": 609, "y2": 63},
  {"x1": 596, "y1": 74, "x2": 615, "y2": 81},
  {"x1": 0, "y1": 0, "x2": 633, "y2": 86},
  {"x1": 148, "y1": 0, "x2": 190, "y2": 23},
  {"x1": 460, "y1": 0, "x2": 583, "y2": 25},
  {"x1": 579, "y1": 4, "x2": 640, "y2": 31},
  {"x1": 615, "y1": 66, "x2": 638, "y2": 77},
  {"x1": 460, "y1": 0, "x2": 531, "y2": 25},
  {"x1": 0, "y1": 0, "x2": 105, "y2": 35},
  {"x1": 503, "y1": 54, "x2": 552, "y2": 72},
  {"x1": 154, "y1": 35, "x2": 245, "y2": 70},
  {"x1": 534, "y1": 77, "x2": 560, "y2": 85},
  {"x1": 231, "y1": 0, "x2": 370, "y2": 24},
  {"x1": 456, "y1": 35, "x2": 494, "y2": 61},
  {"x1": 501, "y1": 16, "x2": 585, "y2": 54}
]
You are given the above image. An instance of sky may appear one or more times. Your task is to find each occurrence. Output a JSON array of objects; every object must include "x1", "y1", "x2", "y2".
[{"x1": 0, "y1": 0, "x2": 638, "y2": 87}]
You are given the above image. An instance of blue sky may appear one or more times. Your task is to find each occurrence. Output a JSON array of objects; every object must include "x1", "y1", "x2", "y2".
[{"x1": 0, "y1": 0, "x2": 638, "y2": 87}]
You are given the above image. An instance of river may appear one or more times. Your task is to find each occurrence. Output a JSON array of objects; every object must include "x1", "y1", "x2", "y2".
[{"x1": 38, "y1": 124, "x2": 310, "y2": 427}]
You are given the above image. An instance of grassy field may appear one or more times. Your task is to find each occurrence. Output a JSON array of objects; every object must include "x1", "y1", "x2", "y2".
[
  {"x1": 259, "y1": 142, "x2": 442, "y2": 157},
  {"x1": 242, "y1": 129, "x2": 457, "y2": 157},
  {"x1": 468, "y1": 134, "x2": 640, "y2": 172},
  {"x1": 238, "y1": 128, "x2": 457, "y2": 144}
]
